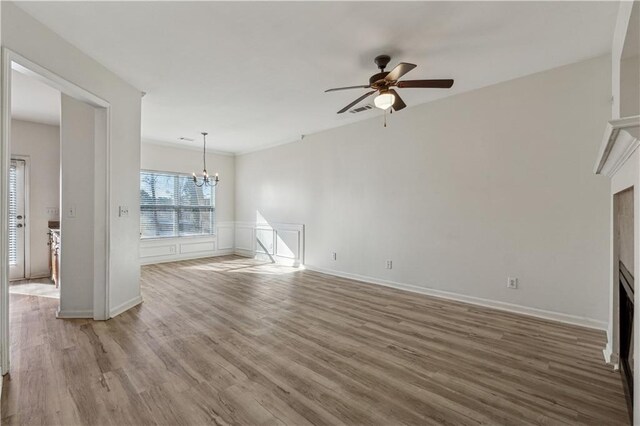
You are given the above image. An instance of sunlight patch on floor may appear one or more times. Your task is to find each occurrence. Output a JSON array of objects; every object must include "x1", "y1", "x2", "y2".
[
  {"x1": 180, "y1": 258, "x2": 303, "y2": 275},
  {"x1": 10, "y1": 281, "x2": 59, "y2": 299}
]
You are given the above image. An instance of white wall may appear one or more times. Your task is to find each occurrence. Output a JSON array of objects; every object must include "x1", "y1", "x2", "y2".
[
  {"x1": 59, "y1": 94, "x2": 94, "y2": 316},
  {"x1": 620, "y1": 54, "x2": 639, "y2": 118},
  {"x1": 236, "y1": 56, "x2": 612, "y2": 326},
  {"x1": 2, "y1": 1, "x2": 142, "y2": 318},
  {"x1": 10, "y1": 119, "x2": 59, "y2": 278},
  {"x1": 139, "y1": 142, "x2": 235, "y2": 264}
]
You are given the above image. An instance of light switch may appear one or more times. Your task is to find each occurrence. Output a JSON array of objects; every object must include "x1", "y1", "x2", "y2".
[
  {"x1": 46, "y1": 207, "x2": 59, "y2": 219},
  {"x1": 67, "y1": 206, "x2": 76, "y2": 218}
]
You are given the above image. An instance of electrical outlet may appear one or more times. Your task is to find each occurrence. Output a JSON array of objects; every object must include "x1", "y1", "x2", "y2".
[
  {"x1": 386, "y1": 260, "x2": 393, "y2": 269},
  {"x1": 332, "y1": 252, "x2": 337, "y2": 261},
  {"x1": 507, "y1": 277, "x2": 518, "y2": 289},
  {"x1": 169, "y1": 246, "x2": 176, "y2": 254},
  {"x1": 119, "y1": 206, "x2": 129, "y2": 217}
]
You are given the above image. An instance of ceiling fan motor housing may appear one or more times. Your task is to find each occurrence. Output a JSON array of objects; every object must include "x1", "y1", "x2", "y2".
[
  {"x1": 369, "y1": 72, "x2": 390, "y2": 86},
  {"x1": 374, "y1": 54, "x2": 391, "y2": 71}
]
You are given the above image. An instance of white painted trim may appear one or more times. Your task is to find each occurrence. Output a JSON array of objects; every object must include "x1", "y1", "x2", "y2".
[
  {"x1": 611, "y1": 1, "x2": 635, "y2": 119},
  {"x1": 140, "y1": 250, "x2": 235, "y2": 266},
  {"x1": 10, "y1": 54, "x2": 109, "y2": 109},
  {"x1": 235, "y1": 136, "x2": 303, "y2": 156},
  {"x1": 594, "y1": 115, "x2": 640, "y2": 176},
  {"x1": 305, "y1": 264, "x2": 608, "y2": 331},
  {"x1": 55, "y1": 308, "x2": 93, "y2": 319},
  {"x1": 234, "y1": 249, "x2": 255, "y2": 258},
  {"x1": 142, "y1": 138, "x2": 235, "y2": 157},
  {"x1": 235, "y1": 221, "x2": 305, "y2": 267},
  {"x1": 109, "y1": 295, "x2": 142, "y2": 318},
  {"x1": 26, "y1": 273, "x2": 51, "y2": 280},
  {"x1": 5, "y1": 49, "x2": 113, "y2": 323},
  {"x1": 96, "y1": 106, "x2": 111, "y2": 321},
  {"x1": 602, "y1": 330, "x2": 620, "y2": 369},
  {"x1": 1, "y1": 48, "x2": 114, "y2": 377},
  {"x1": 140, "y1": 222, "x2": 235, "y2": 265},
  {"x1": 0, "y1": 48, "x2": 11, "y2": 376}
]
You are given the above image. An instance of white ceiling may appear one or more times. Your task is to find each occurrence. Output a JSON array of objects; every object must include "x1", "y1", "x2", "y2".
[
  {"x1": 15, "y1": 1, "x2": 619, "y2": 153},
  {"x1": 11, "y1": 70, "x2": 60, "y2": 126}
]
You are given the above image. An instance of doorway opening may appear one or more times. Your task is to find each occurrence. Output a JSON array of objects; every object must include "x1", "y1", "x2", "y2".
[
  {"x1": 9, "y1": 68, "x2": 61, "y2": 305},
  {"x1": 1, "y1": 49, "x2": 112, "y2": 376}
]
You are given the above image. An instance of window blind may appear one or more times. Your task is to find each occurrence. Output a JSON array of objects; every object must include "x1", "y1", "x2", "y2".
[
  {"x1": 9, "y1": 163, "x2": 16, "y2": 265},
  {"x1": 140, "y1": 170, "x2": 215, "y2": 239}
]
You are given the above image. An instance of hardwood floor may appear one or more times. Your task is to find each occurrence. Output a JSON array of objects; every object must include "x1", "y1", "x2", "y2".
[{"x1": 1, "y1": 256, "x2": 629, "y2": 425}]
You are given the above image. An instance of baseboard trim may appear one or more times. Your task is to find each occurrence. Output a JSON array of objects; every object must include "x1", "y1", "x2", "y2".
[
  {"x1": 141, "y1": 250, "x2": 235, "y2": 266},
  {"x1": 110, "y1": 295, "x2": 143, "y2": 318},
  {"x1": 602, "y1": 330, "x2": 620, "y2": 368},
  {"x1": 234, "y1": 249, "x2": 255, "y2": 258},
  {"x1": 26, "y1": 272, "x2": 51, "y2": 280},
  {"x1": 305, "y1": 265, "x2": 607, "y2": 331},
  {"x1": 56, "y1": 309, "x2": 93, "y2": 319}
]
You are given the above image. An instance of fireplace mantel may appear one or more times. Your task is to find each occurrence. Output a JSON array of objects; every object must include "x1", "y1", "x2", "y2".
[{"x1": 594, "y1": 115, "x2": 640, "y2": 177}]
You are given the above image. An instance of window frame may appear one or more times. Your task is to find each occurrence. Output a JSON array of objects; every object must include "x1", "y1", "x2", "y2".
[{"x1": 140, "y1": 169, "x2": 216, "y2": 240}]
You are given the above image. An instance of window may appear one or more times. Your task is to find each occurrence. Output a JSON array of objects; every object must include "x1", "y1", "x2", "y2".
[{"x1": 140, "y1": 170, "x2": 215, "y2": 238}]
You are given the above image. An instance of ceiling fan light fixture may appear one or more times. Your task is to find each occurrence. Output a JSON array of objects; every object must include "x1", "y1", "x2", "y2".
[{"x1": 374, "y1": 92, "x2": 395, "y2": 110}]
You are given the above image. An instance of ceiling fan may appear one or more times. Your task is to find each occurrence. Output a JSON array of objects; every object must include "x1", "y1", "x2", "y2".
[{"x1": 326, "y1": 55, "x2": 454, "y2": 114}]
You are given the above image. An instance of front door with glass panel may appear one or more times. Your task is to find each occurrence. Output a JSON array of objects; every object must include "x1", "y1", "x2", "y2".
[{"x1": 9, "y1": 159, "x2": 26, "y2": 280}]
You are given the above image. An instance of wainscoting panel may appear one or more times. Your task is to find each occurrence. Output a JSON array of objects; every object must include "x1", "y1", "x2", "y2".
[
  {"x1": 256, "y1": 228, "x2": 275, "y2": 254},
  {"x1": 180, "y1": 241, "x2": 215, "y2": 254},
  {"x1": 140, "y1": 222, "x2": 304, "y2": 266},
  {"x1": 217, "y1": 223, "x2": 234, "y2": 250},
  {"x1": 140, "y1": 224, "x2": 235, "y2": 265},
  {"x1": 235, "y1": 224, "x2": 255, "y2": 252},
  {"x1": 276, "y1": 229, "x2": 300, "y2": 259},
  {"x1": 235, "y1": 222, "x2": 304, "y2": 267},
  {"x1": 140, "y1": 244, "x2": 176, "y2": 259}
]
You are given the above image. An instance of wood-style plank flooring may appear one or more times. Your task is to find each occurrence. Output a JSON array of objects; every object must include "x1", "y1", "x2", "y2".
[{"x1": 1, "y1": 256, "x2": 629, "y2": 425}]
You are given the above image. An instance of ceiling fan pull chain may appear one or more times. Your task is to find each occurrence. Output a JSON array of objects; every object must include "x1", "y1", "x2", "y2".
[{"x1": 384, "y1": 108, "x2": 387, "y2": 128}]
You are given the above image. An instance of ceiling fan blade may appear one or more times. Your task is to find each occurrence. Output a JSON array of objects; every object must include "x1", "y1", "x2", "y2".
[
  {"x1": 389, "y1": 89, "x2": 406, "y2": 111},
  {"x1": 384, "y1": 62, "x2": 417, "y2": 82},
  {"x1": 397, "y1": 79, "x2": 454, "y2": 89},
  {"x1": 338, "y1": 90, "x2": 377, "y2": 114},
  {"x1": 325, "y1": 85, "x2": 370, "y2": 93},
  {"x1": 337, "y1": 90, "x2": 377, "y2": 114}
]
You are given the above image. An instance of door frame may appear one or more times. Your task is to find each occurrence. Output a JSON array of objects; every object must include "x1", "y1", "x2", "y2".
[
  {"x1": 9, "y1": 156, "x2": 29, "y2": 280},
  {"x1": 1, "y1": 48, "x2": 113, "y2": 375}
]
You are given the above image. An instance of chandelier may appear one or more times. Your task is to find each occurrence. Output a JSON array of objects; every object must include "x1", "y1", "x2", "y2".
[{"x1": 192, "y1": 132, "x2": 220, "y2": 187}]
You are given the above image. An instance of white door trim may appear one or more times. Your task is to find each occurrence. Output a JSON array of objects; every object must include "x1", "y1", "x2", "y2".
[{"x1": 1, "y1": 48, "x2": 113, "y2": 374}]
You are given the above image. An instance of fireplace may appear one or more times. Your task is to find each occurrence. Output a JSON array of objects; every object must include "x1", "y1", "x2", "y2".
[
  {"x1": 620, "y1": 260, "x2": 634, "y2": 420},
  {"x1": 593, "y1": 3, "x2": 639, "y2": 422}
]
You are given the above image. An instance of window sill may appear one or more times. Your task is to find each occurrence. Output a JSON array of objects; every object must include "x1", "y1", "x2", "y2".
[{"x1": 140, "y1": 234, "x2": 216, "y2": 242}]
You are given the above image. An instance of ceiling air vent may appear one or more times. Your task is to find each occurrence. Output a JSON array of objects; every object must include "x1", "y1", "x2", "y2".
[
  {"x1": 349, "y1": 104, "x2": 374, "y2": 114},
  {"x1": 178, "y1": 137, "x2": 195, "y2": 142}
]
